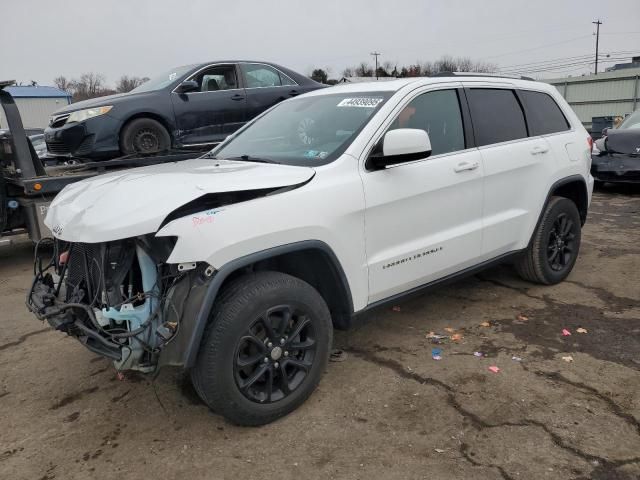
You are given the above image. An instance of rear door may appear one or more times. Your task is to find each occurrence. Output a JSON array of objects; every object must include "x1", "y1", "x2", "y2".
[
  {"x1": 464, "y1": 85, "x2": 557, "y2": 257},
  {"x1": 240, "y1": 63, "x2": 301, "y2": 120},
  {"x1": 171, "y1": 64, "x2": 247, "y2": 146}
]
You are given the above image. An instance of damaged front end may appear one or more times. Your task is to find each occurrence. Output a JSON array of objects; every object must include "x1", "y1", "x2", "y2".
[{"x1": 27, "y1": 236, "x2": 203, "y2": 372}]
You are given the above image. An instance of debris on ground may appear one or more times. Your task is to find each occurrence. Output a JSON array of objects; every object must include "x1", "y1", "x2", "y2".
[
  {"x1": 562, "y1": 356, "x2": 574, "y2": 363},
  {"x1": 511, "y1": 356, "x2": 523, "y2": 362},
  {"x1": 425, "y1": 332, "x2": 449, "y2": 344},
  {"x1": 479, "y1": 321, "x2": 491, "y2": 327},
  {"x1": 432, "y1": 348, "x2": 442, "y2": 361},
  {"x1": 517, "y1": 314, "x2": 529, "y2": 321},
  {"x1": 488, "y1": 366, "x2": 500, "y2": 373},
  {"x1": 444, "y1": 327, "x2": 456, "y2": 333},
  {"x1": 562, "y1": 328, "x2": 572, "y2": 336},
  {"x1": 330, "y1": 349, "x2": 348, "y2": 362},
  {"x1": 116, "y1": 372, "x2": 125, "y2": 381},
  {"x1": 576, "y1": 327, "x2": 588, "y2": 334},
  {"x1": 450, "y1": 333, "x2": 463, "y2": 342},
  {"x1": 473, "y1": 351, "x2": 484, "y2": 357},
  {"x1": 392, "y1": 306, "x2": 401, "y2": 312},
  {"x1": 434, "y1": 448, "x2": 446, "y2": 454}
]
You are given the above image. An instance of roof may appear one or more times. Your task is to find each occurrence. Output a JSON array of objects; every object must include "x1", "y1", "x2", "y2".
[
  {"x1": 304, "y1": 75, "x2": 546, "y2": 96},
  {"x1": 4, "y1": 85, "x2": 71, "y2": 99},
  {"x1": 339, "y1": 76, "x2": 400, "y2": 83},
  {"x1": 546, "y1": 66, "x2": 640, "y2": 84}
]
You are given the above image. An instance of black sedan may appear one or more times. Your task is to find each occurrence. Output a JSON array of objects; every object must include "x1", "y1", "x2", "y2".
[
  {"x1": 591, "y1": 110, "x2": 640, "y2": 185},
  {"x1": 45, "y1": 61, "x2": 324, "y2": 159}
]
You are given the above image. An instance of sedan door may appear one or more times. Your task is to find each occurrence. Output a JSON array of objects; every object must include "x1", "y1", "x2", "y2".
[
  {"x1": 361, "y1": 87, "x2": 485, "y2": 304},
  {"x1": 171, "y1": 64, "x2": 247, "y2": 146},
  {"x1": 240, "y1": 63, "x2": 301, "y2": 120}
]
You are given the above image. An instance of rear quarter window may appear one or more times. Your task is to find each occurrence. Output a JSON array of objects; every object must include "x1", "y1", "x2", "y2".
[
  {"x1": 519, "y1": 90, "x2": 570, "y2": 136},
  {"x1": 466, "y1": 88, "x2": 528, "y2": 146}
]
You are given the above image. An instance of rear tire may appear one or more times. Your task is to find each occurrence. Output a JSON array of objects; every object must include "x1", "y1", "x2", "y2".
[
  {"x1": 192, "y1": 271, "x2": 333, "y2": 426},
  {"x1": 516, "y1": 196, "x2": 582, "y2": 285},
  {"x1": 120, "y1": 118, "x2": 170, "y2": 155}
]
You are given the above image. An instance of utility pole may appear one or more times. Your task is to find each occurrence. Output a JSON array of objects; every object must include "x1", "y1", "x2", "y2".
[
  {"x1": 370, "y1": 52, "x2": 381, "y2": 80},
  {"x1": 593, "y1": 19, "x2": 602, "y2": 75}
]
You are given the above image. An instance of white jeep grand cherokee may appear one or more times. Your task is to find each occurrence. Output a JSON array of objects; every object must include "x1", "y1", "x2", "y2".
[{"x1": 29, "y1": 75, "x2": 594, "y2": 425}]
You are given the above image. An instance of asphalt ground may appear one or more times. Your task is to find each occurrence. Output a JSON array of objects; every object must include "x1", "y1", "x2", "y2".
[{"x1": 1, "y1": 185, "x2": 639, "y2": 480}]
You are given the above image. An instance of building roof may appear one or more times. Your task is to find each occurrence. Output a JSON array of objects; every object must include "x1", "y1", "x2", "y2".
[
  {"x1": 5, "y1": 85, "x2": 71, "y2": 99},
  {"x1": 546, "y1": 66, "x2": 640, "y2": 84}
]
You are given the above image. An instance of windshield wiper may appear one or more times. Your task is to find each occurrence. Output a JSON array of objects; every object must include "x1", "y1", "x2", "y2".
[{"x1": 223, "y1": 154, "x2": 280, "y2": 164}]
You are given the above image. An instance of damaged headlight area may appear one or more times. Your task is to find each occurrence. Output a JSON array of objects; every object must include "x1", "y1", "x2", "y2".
[{"x1": 26, "y1": 235, "x2": 202, "y2": 372}]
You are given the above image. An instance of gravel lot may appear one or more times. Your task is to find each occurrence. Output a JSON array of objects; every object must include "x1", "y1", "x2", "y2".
[{"x1": 1, "y1": 187, "x2": 639, "y2": 480}]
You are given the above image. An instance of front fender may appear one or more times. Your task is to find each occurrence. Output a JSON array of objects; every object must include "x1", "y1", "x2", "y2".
[{"x1": 158, "y1": 240, "x2": 352, "y2": 369}]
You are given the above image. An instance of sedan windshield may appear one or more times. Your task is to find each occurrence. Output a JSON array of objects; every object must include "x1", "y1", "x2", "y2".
[
  {"x1": 618, "y1": 110, "x2": 640, "y2": 130},
  {"x1": 130, "y1": 65, "x2": 195, "y2": 93},
  {"x1": 211, "y1": 91, "x2": 393, "y2": 166}
]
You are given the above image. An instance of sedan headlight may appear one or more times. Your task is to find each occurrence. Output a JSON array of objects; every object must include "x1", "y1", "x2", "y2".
[{"x1": 66, "y1": 106, "x2": 113, "y2": 124}]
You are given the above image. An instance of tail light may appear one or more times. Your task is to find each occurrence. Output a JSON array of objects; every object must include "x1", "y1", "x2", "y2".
[{"x1": 587, "y1": 136, "x2": 593, "y2": 152}]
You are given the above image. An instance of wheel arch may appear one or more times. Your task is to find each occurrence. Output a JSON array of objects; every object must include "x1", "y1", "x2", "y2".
[
  {"x1": 179, "y1": 240, "x2": 354, "y2": 369},
  {"x1": 527, "y1": 175, "x2": 589, "y2": 249},
  {"x1": 119, "y1": 112, "x2": 174, "y2": 147}
]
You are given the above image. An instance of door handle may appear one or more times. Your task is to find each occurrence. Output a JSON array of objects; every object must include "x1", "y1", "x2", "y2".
[
  {"x1": 289, "y1": 90, "x2": 300, "y2": 96},
  {"x1": 231, "y1": 94, "x2": 245, "y2": 101},
  {"x1": 454, "y1": 161, "x2": 479, "y2": 173},
  {"x1": 530, "y1": 145, "x2": 549, "y2": 155}
]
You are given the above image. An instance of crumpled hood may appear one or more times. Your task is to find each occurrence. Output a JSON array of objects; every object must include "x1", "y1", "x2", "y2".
[{"x1": 45, "y1": 158, "x2": 315, "y2": 243}]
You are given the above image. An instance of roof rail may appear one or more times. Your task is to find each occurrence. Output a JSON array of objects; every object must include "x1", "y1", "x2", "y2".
[{"x1": 432, "y1": 72, "x2": 536, "y2": 81}]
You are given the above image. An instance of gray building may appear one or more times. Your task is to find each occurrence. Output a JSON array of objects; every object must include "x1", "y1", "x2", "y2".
[
  {"x1": 0, "y1": 85, "x2": 71, "y2": 130},
  {"x1": 547, "y1": 67, "x2": 640, "y2": 131}
]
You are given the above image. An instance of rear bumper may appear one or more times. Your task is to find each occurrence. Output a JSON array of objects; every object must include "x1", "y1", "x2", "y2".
[
  {"x1": 44, "y1": 115, "x2": 121, "y2": 159},
  {"x1": 591, "y1": 154, "x2": 640, "y2": 184}
]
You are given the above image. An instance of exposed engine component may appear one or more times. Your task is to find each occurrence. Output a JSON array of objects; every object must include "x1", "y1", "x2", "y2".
[{"x1": 27, "y1": 236, "x2": 189, "y2": 372}]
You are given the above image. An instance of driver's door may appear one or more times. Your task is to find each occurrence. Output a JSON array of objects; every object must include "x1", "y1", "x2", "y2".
[
  {"x1": 361, "y1": 87, "x2": 484, "y2": 303},
  {"x1": 171, "y1": 64, "x2": 247, "y2": 146}
]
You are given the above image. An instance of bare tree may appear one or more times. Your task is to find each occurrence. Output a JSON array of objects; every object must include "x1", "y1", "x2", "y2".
[
  {"x1": 355, "y1": 62, "x2": 373, "y2": 77},
  {"x1": 70, "y1": 73, "x2": 107, "y2": 101},
  {"x1": 53, "y1": 76, "x2": 72, "y2": 93},
  {"x1": 116, "y1": 75, "x2": 148, "y2": 93},
  {"x1": 341, "y1": 67, "x2": 354, "y2": 78}
]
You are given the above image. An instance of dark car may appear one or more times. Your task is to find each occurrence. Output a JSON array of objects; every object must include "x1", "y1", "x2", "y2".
[
  {"x1": 45, "y1": 61, "x2": 324, "y2": 159},
  {"x1": 591, "y1": 110, "x2": 640, "y2": 185}
]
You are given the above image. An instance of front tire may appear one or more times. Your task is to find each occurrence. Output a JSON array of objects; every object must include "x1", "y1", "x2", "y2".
[
  {"x1": 120, "y1": 118, "x2": 170, "y2": 155},
  {"x1": 516, "y1": 196, "x2": 582, "y2": 285},
  {"x1": 192, "y1": 271, "x2": 333, "y2": 426}
]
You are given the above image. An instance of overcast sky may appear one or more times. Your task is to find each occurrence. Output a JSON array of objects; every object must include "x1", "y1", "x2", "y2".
[{"x1": 2, "y1": 0, "x2": 639, "y2": 86}]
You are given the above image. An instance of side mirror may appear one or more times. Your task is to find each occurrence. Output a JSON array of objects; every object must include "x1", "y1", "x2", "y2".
[
  {"x1": 367, "y1": 128, "x2": 432, "y2": 170},
  {"x1": 175, "y1": 80, "x2": 199, "y2": 94}
]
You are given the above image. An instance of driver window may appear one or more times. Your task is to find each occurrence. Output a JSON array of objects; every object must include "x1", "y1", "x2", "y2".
[
  {"x1": 388, "y1": 89, "x2": 465, "y2": 156},
  {"x1": 192, "y1": 65, "x2": 238, "y2": 92}
]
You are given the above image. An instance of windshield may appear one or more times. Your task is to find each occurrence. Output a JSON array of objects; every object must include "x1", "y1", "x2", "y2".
[
  {"x1": 211, "y1": 91, "x2": 393, "y2": 166},
  {"x1": 618, "y1": 110, "x2": 640, "y2": 130},
  {"x1": 130, "y1": 65, "x2": 195, "y2": 93}
]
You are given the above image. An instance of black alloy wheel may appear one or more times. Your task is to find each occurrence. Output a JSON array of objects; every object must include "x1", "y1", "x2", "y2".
[
  {"x1": 191, "y1": 271, "x2": 332, "y2": 426},
  {"x1": 234, "y1": 305, "x2": 316, "y2": 404},
  {"x1": 547, "y1": 213, "x2": 577, "y2": 272}
]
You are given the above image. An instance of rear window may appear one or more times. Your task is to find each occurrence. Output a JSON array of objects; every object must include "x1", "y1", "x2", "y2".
[
  {"x1": 519, "y1": 90, "x2": 570, "y2": 136},
  {"x1": 466, "y1": 89, "x2": 528, "y2": 146}
]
